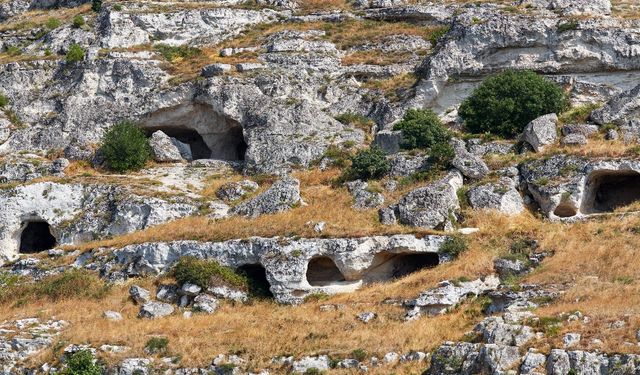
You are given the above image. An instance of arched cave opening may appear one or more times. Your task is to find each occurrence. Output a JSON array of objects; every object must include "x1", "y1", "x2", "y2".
[
  {"x1": 364, "y1": 252, "x2": 440, "y2": 283},
  {"x1": 582, "y1": 170, "x2": 640, "y2": 214},
  {"x1": 553, "y1": 202, "x2": 578, "y2": 218},
  {"x1": 140, "y1": 103, "x2": 247, "y2": 161},
  {"x1": 19, "y1": 221, "x2": 57, "y2": 253},
  {"x1": 237, "y1": 264, "x2": 273, "y2": 298},
  {"x1": 306, "y1": 257, "x2": 346, "y2": 286}
]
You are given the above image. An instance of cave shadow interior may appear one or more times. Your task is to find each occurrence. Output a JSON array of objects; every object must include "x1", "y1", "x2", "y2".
[{"x1": 19, "y1": 221, "x2": 57, "y2": 254}]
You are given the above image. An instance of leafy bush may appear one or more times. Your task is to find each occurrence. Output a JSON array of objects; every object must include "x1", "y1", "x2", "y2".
[
  {"x1": 72, "y1": 15, "x2": 85, "y2": 28},
  {"x1": 6, "y1": 45, "x2": 21, "y2": 56},
  {"x1": 154, "y1": 44, "x2": 202, "y2": 62},
  {"x1": 459, "y1": 70, "x2": 568, "y2": 138},
  {"x1": 439, "y1": 235, "x2": 468, "y2": 259},
  {"x1": 172, "y1": 257, "x2": 248, "y2": 290},
  {"x1": 428, "y1": 142, "x2": 455, "y2": 169},
  {"x1": 101, "y1": 120, "x2": 151, "y2": 172},
  {"x1": 0, "y1": 94, "x2": 8, "y2": 107},
  {"x1": 113, "y1": 4, "x2": 123, "y2": 11},
  {"x1": 345, "y1": 146, "x2": 390, "y2": 181},
  {"x1": 91, "y1": 0, "x2": 102, "y2": 12},
  {"x1": 145, "y1": 337, "x2": 169, "y2": 354},
  {"x1": 335, "y1": 112, "x2": 374, "y2": 133},
  {"x1": 66, "y1": 43, "x2": 85, "y2": 63},
  {"x1": 61, "y1": 350, "x2": 102, "y2": 375},
  {"x1": 45, "y1": 17, "x2": 61, "y2": 30},
  {"x1": 557, "y1": 20, "x2": 579, "y2": 33},
  {"x1": 393, "y1": 109, "x2": 452, "y2": 150}
]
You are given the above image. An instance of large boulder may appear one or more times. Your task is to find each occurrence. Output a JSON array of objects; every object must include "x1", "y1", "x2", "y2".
[
  {"x1": 346, "y1": 180, "x2": 384, "y2": 210},
  {"x1": 451, "y1": 139, "x2": 489, "y2": 179},
  {"x1": 231, "y1": 177, "x2": 301, "y2": 218},
  {"x1": 149, "y1": 131, "x2": 185, "y2": 162},
  {"x1": 467, "y1": 177, "x2": 524, "y2": 215},
  {"x1": 521, "y1": 114, "x2": 558, "y2": 152},
  {"x1": 390, "y1": 171, "x2": 463, "y2": 230},
  {"x1": 138, "y1": 302, "x2": 174, "y2": 319}
]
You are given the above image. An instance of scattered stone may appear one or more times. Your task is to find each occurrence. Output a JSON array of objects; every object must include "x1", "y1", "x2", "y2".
[
  {"x1": 521, "y1": 113, "x2": 558, "y2": 152},
  {"x1": 103, "y1": 311, "x2": 123, "y2": 321},
  {"x1": 494, "y1": 257, "x2": 530, "y2": 279},
  {"x1": 467, "y1": 177, "x2": 524, "y2": 215},
  {"x1": 561, "y1": 134, "x2": 588, "y2": 146},
  {"x1": 231, "y1": 177, "x2": 301, "y2": 218},
  {"x1": 192, "y1": 294, "x2": 219, "y2": 314},
  {"x1": 129, "y1": 285, "x2": 151, "y2": 304},
  {"x1": 180, "y1": 282, "x2": 202, "y2": 297},
  {"x1": 451, "y1": 139, "x2": 489, "y2": 179},
  {"x1": 291, "y1": 355, "x2": 330, "y2": 373},
  {"x1": 216, "y1": 180, "x2": 259, "y2": 202},
  {"x1": 236, "y1": 62, "x2": 264, "y2": 72},
  {"x1": 383, "y1": 352, "x2": 399, "y2": 364},
  {"x1": 561, "y1": 124, "x2": 598, "y2": 137},
  {"x1": 563, "y1": 333, "x2": 581, "y2": 348},
  {"x1": 201, "y1": 63, "x2": 232, "y2": 77},
  {"x1": 149, "y1": 131, "x2": 185, "y2": 163},
  {"x1": 356, "y1": 312, "x2": 376, "y2": 323},
  {"x1": 346, "y1": 180, "x2": 384, "y2": 210},
  {"x1": 138, "y1": 302, "x2": 175, "y2": 319},
  {"x1": 156, "y1": 284, "x2": 179, "y2": 303}
]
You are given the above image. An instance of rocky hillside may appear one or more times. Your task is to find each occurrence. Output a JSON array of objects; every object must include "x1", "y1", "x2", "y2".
[{"x1": 1, "y1": 0, "x2": 640, "y2": 373}]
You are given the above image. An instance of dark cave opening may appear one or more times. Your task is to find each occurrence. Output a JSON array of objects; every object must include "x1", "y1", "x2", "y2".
[
  {"x1": 582, "y1": 170, "x2": 640, "y2": 213},
  {"x1": 306, "y1": 257, "x2": 346, "y2": 286},
  {"x1": 364, "y1": 252, "x2": 440, "y2": 282},
  {"x1": 19, "y1": 221, "x2": 57, "y2": 254},
  {"x1": 237, "y1": 264, "x2": 273, "y2": 298}
]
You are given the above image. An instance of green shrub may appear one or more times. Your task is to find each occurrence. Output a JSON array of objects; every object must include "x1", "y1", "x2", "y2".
[
  {"x1": 393, "y1": 109, "x2": 452, "y2": 151},
  {"x1": 172, "y1": 257, "x2": 248, "y2": 290},
  {"x1": 61, "y1": 350, "x2": 102, "y2": 375},
  {"x1": 345, "y1": 146, "x2": 390, "y2": 181},
  {"x1": 428, "y1": 25, "x2": 450, "y2": 46},
  {"x1": 429, "y1": 142, "x2": 455, "y2": 170},
  {"x1": 351, "y1": 348, "x2": 368, "y2": 362},
  {"x1": 439, "y1": 235, "x2": 468, "y2": 259},
  {"x1": 154, "y1": 44, "x2": 202, "y2": 62},
  {"x1": 145, "y1": 337, "x2": 169, "y2": 354},
  {"x1": 0, "y1": 94, "x2": 8, "y2": 107},
  {"x1": 45, "y1": 17, "x2": 61, "y2": 30},
  {"x1": 72, "y1": 15, "x2": 85, "y2": 28},
  {"x1": 66, "y1": 43, "x2": 85, "y2": 63},
  {"x1": 113, "y1": 4, "x2": 123, "y2": 11},
  {"x1": 459, "y1": 70, "x2": 568, "y2": 138},
  {"x1": 557, "y1": 20, "x2": 579, "y2": 33},
  {"x1": 91, "y1": 0, "x2": 102, "y2": 12},
  {"x1": 6, "y1": 45, "x2": 21, "y2": 56},
  {"x1": 101, "y1": 120, "x2": 151, "y2": 172},
  {"x1": 335, "y1": 112, "x2": 374, "y2": 132}
]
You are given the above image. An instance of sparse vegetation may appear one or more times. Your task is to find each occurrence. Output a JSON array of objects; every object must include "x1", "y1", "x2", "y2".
[
  {"x1": 61, "y1": 350, "x2": 102, "y2": 375},
  {"x1": 45, "y1": 17, "x2": 61, "y2": 30},
  {"x1": 154, "y1": 44, "x2": 202, "y2": 62},
  {"x1": 0, "y1": 94, "x2": 8, "y2": 107},
  {"x1": 66, "y1": 43, "x2": 85, "y2": 63},
  {"x1": 172, "y1": 256, "x2": 249, "y2": 290},
  {"x1": 145, "y1": 337, "x2": 169, "y2": 354},
  {"x1": 439, "y1": 235, "x2": 469, "y2": 259},
  {"x1": 459, "y1": 70, "x2": 569, "y2": 138},
  {"x1": 72, "y1": 15, "x2": 85, "y2": 28},
  {"x1": 393, "y1": 109, "x2": 452, "y2": 151},
  {"x1": 91, "y1": 0, "x2": 102, "y2": 12},
  {"x1": 101, "y1": 120, "x2": 151, "y2": 173}
]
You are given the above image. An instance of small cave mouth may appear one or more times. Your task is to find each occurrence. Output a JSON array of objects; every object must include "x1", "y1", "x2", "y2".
[
  {"x1": 364, "y1": 252, "x2": 440, "y2": 283},
  {"x1": 19, "y1": 221, "x2": 57, "y2": 254},
  {"x1": 141, "y1": 103, "x2": 247, "y2": 161},
  {"x1": 237, "y1": 264, "x2": 273, "y2": 298},
  {"x1": 582, "y1": 170, "x2": 640, "y2": 214},
  {"x1": 306, "y1": 257, "x2": 346, "y2": 287},
  {"x1": 554, "y1": 202, "x2": 578, "y2": 218}
]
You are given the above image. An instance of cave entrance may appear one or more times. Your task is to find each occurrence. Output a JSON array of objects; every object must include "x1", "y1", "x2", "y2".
[
  {"x1": 19, "y1": 221, "x2": 56, "y2": 253},
  {"x1": 582, "y1": 170, "x2": 640, "y2": 214},
  {"x1": 364, "y1": 252, "x2": 439, "y2": 282},
  {"x1": 237, "y1": 264, "x2": 273, "y2": 298},
  {"x1": 306, "y1": 257, "x2": 346, "y2": 286},
  {"x1": 140, "y1": 103, "x2": 247, "y2": 161}
]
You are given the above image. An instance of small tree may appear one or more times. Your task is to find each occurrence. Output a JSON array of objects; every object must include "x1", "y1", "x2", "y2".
[
  {"x1": 459, "y1": 69, "x2": 568, "y2": 138},
  {"x1": 347, "y1": 146, "x2": 390, "y2": 181},
  {"x1": 101, "y1": 121, "x2": 151, "y2": 172},
  {"x1": 393, "y1": 108, "x2": 452, "y2": 150},
  {"x1": 66, "y1": 43, "x2": 85, "y2": 63}
]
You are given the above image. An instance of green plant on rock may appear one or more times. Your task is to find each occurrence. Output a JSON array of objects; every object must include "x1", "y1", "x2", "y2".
[
  {"x1": 145, "y1": 337, "x2": 169, "y2": 354},
  {"x1": 154, "y1": 44, "x2": 202, "y2": 62},
  {"x1": 0, "y1": 94, "x2": 8, "y2": 107},
  {"x1": 66, "y1": 43, "x2": 85, "y2": 63},
  {"x1": 60, "y1": 349, "x2": 102, "y2": 375},
  {"x1": 344, "y1": 146, "x2": 390, "y2": 181},
  {"x1": 439, "y1": 235, "x2": 468, "y2": 259},
  {"x1": 91, "y1": 0, "x2": 102, "y2": 12},
  {"x1": 459, "y1": 69, "x2": 568, "y2": 138},
  {"x1": 72, "y1": 15, "x2": 85, "y2": 28},
  {"x1": 101, "y1": 120, "x2": 151, "y2": 172}
]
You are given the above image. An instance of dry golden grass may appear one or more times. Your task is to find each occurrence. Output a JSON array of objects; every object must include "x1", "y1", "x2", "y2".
[
  {"x1": 297, "y1": 0, "x2": 352, "y2": 13},
  {"x1": 0, "y1": 4, "x2": 91, "y2": 32}
]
